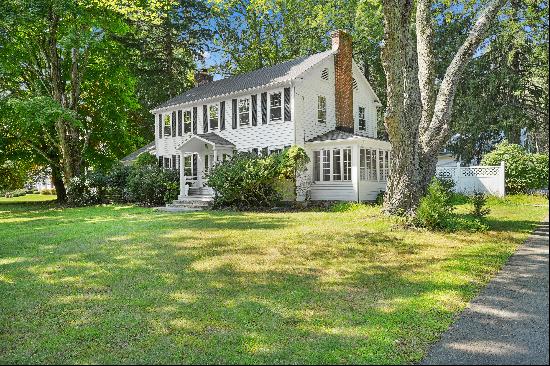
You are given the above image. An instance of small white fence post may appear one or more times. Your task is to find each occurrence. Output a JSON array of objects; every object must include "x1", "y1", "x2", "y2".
[{"x1": 455, "y1": 162, "x2": 461, "y2": 188}]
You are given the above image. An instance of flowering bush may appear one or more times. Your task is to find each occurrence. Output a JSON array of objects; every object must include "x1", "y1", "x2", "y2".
[{"x1": 66, "y1": 172, "x2": 108, "y2": 206}]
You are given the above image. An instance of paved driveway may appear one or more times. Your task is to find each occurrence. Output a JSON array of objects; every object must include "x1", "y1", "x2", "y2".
[{"x1": 422, "y1": 218, "x2": 549, "y2": 365}]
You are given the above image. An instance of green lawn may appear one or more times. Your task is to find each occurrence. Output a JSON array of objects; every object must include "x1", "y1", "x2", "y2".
[
  {"x1": 0, "y1": 194, "x2": 57, "y2": 204},
  {"x1": 0, "y1": 196, "x2": 547, "y2": 364}
]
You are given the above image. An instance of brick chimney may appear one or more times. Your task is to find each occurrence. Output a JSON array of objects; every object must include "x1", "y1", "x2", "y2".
[
  {"x1": 331, "y1": 30, "x2": 354, "y2": 133},
  {"x1": 194, "y1": 68, "x2": 213, "y2": 87}
]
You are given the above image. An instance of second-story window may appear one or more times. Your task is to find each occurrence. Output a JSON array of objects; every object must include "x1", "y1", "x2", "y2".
[
  {"x1": 209, "y1": 104, "x2": 219, "y2": 130},
  {"x1": 359, "y1": 106, "x2": 366, "y2": 131},
  {"x1": 239, "y1": 98, "x2": 250, "y2": 126},
  {"x1": 184, "y1": 110, "x2": 192, "y2": 133},
  {"x1": 270, "y1": 92, "x2": 282, "y2": 122},
  {"x1": 163, "y1": 114, "x2": 171, "y2": 137},
  {"x1": 318, "y1": 96, "x2": 327, "y2": 123}
]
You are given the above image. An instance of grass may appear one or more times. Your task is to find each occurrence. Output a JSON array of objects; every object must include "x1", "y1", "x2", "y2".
[
  {"x1": 0, "y1": 195, "x2": 547, "y2": 364},
  {"x1": 0, "y1": 194, "x2": 57, "y2": 204}
]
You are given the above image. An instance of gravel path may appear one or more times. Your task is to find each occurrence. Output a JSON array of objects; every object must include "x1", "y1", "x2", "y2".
[{"x1": 422, "y1": 218, "x2": 549, "y2": 365}]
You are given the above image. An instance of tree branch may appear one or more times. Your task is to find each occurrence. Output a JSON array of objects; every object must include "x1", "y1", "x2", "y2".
[
  {"x1": 422, "y1": 0, "x2": 508, "y2": 151},
  {"x1": 416, "y1": 0, "x2": 436, "y2": 135}
]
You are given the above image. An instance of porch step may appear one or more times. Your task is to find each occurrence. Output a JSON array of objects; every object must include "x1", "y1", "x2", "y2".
[
  {"x1": 188, "y1": 187, "x2": 212, "y2": 196},
  {"x1": 167, "y1": 195, "x2": 214, "y2": 210}
]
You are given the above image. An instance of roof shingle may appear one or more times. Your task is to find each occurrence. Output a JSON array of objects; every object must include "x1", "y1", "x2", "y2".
[{"x1": 153, "y1": 50, "x2": 333, "y2": 111}]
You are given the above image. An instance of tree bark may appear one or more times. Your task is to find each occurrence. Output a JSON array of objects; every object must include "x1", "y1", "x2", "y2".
[
  {"x1": 51, "y1": 165, "x2": 67, "y2": 203},
  {"x1": 380, "y1": 0, "x2": 507, "y2": 215}
]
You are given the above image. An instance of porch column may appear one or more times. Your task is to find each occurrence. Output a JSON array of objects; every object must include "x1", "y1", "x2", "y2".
[
  {"x1": 213, "y1": 147, "x2": 218, "y2": 164},
  {"x1": 179, "y1": 151, "x2": 187, "y2": 199}
]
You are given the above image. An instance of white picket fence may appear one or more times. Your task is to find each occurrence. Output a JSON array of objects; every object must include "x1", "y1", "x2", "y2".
[{"x1": 435, "y1": 161, "x2": 505, "y2": 197}]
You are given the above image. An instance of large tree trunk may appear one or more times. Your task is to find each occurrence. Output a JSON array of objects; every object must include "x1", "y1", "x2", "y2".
[
  {"x1": 380, "y1": 0, "x2": 507, "y2": 215},
  {"x1": 51, "y1": 165, "x2": 67, "y2": 203},
  {"x1": 47, "y1": 7, "x2": 83, "y2": 183}
]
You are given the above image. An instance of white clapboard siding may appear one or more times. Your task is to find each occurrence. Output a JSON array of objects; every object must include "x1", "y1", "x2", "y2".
[
  {"x1": 310, "y1": 182, "x2": 356, "y2": 201},
  {"x1": 358, "y1": 181, "x2": 387, "y2": 201}
]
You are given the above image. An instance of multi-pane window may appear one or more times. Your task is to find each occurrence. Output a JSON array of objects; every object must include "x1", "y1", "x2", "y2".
[
  {"x1": 184, "y1": 155, "x2": 192, "y2": 176},
  {"x1": 322, "y1": 150, "x2": 331, "y2": 181},
  {"x1": 184, "y1": 110, "x2": 192, "y2": 133},
  {"x1": 343, "y1": 148, "x2": 352, "y2": 180},
  {"x1": 313, "y1": 151, "x2": 321, "y2": 181},
  {"x1": 380, "y1": 151, "x2": 390, "y2": 181},
  {"x1": 239, "y1": 98, "x2": 250, "y2": 126},
  {"x1": 163, "y1": 115, "x2": 171, "y2": 136},
  {"x1": 270, "y1": 92, "x2": 282, "y2": 121},
  {"x1": 358, "y1": 106, "x2": 366, "y2": 131},
  {"x1": 209, "y1": 104, "x2": 219, "y2": 130},
  {"x1": 332, "y1": 149, "x2": 341, "y2": 181},
  {"x1": 360, "y1": 148, "x2": 378, "y2": 181},
  {"x1": 313, "y1": 148, "x2": 352, "y2": 182},
  {"x1": 163, "y1": 157, "x2": 171, "y2": 169},
  {"x1": 318, "y1": 96, "x2": 327, "y2": 123}
]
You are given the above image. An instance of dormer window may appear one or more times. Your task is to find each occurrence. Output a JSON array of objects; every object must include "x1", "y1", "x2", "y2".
[
  {"x1": 239, "y1": 98, "x2": 250, "y2": 126},
  {"x1": 163, "y1": 114, "x2": 171, "y2": 137},
  {"x1": 270, "y1": 92, "x2": 282, "y2": 122},
  {"x1": 209, "y1": 104, "x2": 219, "y2": 130}
]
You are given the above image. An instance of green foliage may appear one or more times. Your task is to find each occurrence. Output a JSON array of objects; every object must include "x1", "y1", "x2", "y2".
[
  {"x1": 481, "y1": 141, "x2": 549, "y2": 193},
  {"x1": 4, "y1": 189, "x2": 27, "y2": 198},
  {"x1": 416, "y1": 178, "x2": 456, "y2": 230},
  {"x1": 67, "y1": 172, "x2": 109, "y2": 206},
  {"x1": 105, "y1": 164, "x2": 132, "y2": 203},
  {"x1": 470, "y1": 192, "x2": 491, "y2": 219},
  {"x1": 207, "y1": 146, "x2": 309, "y2": 209},
  {"x1": 375, "y1": 190, "x2": 385, "y2": 206},
  {"x1": 134, "y1": 153, "x2": 158, "y2": 167},
  {"x1": 126, "y1": 166, "x2": 179, "y2": 207}
]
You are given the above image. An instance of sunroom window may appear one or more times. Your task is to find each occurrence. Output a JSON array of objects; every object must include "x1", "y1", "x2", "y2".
[
  {"x1": 209, "y1": 104, "x2": 219, "y2": 130},
  {"x1": 270, "y1": 92, "x2": 282, "y2": 121},
  {"x1": 239, "y1": 98, "x2": 250, "y2": 126},
  {"x1": 360, "y1": 148, "x2": 378, "y2": 181},
  {"x1": 313, "y1": 148, "x2": 352, "y2": 182}
]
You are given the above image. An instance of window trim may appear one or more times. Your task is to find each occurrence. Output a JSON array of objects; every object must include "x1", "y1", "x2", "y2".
[
  {"x1": 358, "y1": 106, "x2": 366, "y2": 131},
  {"x1": 238, "y1": 97, "x2": 251, "y2": 126},
  {"x1": 163, "y1": 114, "x2": 171, "y2": 137},
  {"x1": 183, "y1": 109, "x2": 192, "y2": 133},
  {"x1": 318, "y1": 95, "x2": 327, "y2": 124},
  {"x1": 268, "y1": 90, "x2": 283, "y2": 122},
  {"x1": 208, "y1": 103, "x2": 219, "y2": 130}
]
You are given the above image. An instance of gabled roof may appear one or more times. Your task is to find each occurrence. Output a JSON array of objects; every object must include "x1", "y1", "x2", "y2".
[
  {"x1": 176, "y1": 133, "x2": 235, "y2": 151},
  {"x1": 152, "y1": 50, "x2": 334, "y2": 112},
  {"x1": 120, "y1": 141, "x2": 156, "y2": 163}
]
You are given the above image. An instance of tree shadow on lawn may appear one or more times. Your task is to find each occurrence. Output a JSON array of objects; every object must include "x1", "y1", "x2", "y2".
[{"x1": 0, "y1": 205, "x2": 545, "y2": 364}]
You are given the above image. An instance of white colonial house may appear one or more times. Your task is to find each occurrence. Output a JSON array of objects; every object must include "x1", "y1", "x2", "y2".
[{"x1": 137, "y1": 30, "x2": 392, "y2": 205}]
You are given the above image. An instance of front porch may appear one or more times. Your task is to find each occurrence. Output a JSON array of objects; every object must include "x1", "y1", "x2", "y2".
[{"x1": 176, "y1": 133, "x2": 235, "y2": 200}]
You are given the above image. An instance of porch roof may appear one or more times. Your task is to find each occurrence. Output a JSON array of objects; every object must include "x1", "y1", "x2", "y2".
[
  {"x1": 176, "y1": 133, "x2": 235, "y2": 151},
  {"x1": 306, "y1": 129, "x2": 391, "y2": 146}
]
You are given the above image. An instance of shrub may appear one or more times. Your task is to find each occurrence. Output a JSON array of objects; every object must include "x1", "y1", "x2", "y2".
[
  {"x1": 40, "y1": 188, "x2": 57, "y2": 195},
  {"x1": 66, "y1": 171, "x2": 108, "y2": 206},
  {"x1": 207, "y1": 146, "x2": 309, "y2": 209},
  {"x1": 481, "y1": 141, "x2": 549, "y2": 193},
  {"x1": 375, "y1": 190, "x2": 385, "y2": 205},
  {"x1": 126, "y1": 165, "x2": 179, "y2": 206},
  {"x1": 4, "y1": 189, "x2": 27, "y2": 198},
  {"x1": 470, "y1": 192, "x2": 490, "y2": 219},
  {"x1": 134, "y1": 152, "x2": 158, "y2": 167},
  {"x1": 105, "y1": 164, "x2": 132, "y2": 203},
  {"x1": 415, "y1": 178, "x2": 455, "y2": 230}
]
